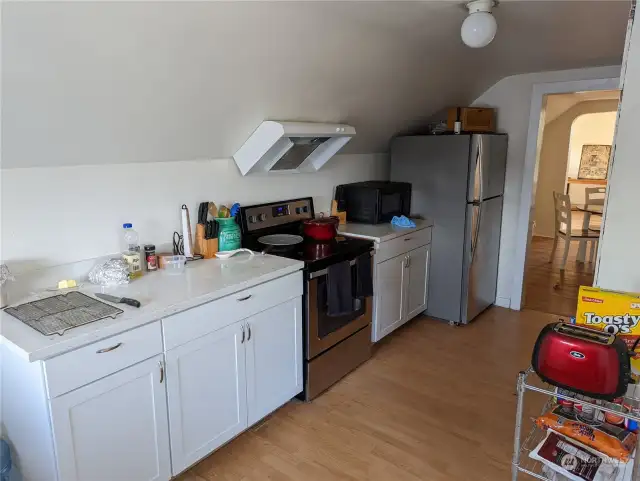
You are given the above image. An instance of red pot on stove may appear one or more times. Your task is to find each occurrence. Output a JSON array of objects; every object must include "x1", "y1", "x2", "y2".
[
  {"x1": 304, "y1": 241, "x2": 334, "y2": 260},
  {"x1": 302, "y1": 216, "x2": 339, "y2": 241}
]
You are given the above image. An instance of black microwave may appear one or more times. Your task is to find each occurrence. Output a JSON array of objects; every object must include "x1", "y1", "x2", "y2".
[{"x1": 334, "y1": 181, "x2": 412, "y2": 224}]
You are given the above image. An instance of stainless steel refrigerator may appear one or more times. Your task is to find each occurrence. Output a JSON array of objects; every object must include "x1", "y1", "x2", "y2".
[{"x1": 390, "y1": 134, "x2": 508, "y2": 324}]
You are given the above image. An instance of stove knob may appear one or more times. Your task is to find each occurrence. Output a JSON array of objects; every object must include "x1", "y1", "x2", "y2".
[
  {"x1": 295, "y1": 207, "x2": 302, "y2": 214},
  {"x1": 302, "y1": 206, "x2": 309, "y2": 213},
  {"x1": 248, "y1": 215, "x2": 257, "y2": 223},
  {"x1": 258, "y1": 213, "x2": 267, "y2": 222}
]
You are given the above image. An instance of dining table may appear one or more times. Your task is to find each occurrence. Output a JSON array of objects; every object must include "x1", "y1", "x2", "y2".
[{"x1": 574, "y1": 203, "x2": 604, "y2": 262}]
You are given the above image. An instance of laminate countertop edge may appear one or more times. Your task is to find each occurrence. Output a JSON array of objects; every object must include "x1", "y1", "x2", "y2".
[
  {"x1": 338, "y1": 218, "x2": 434, "y2": 243},
  {"x1": 1, "y1": 254, "x2": 304, "y2": 362}
]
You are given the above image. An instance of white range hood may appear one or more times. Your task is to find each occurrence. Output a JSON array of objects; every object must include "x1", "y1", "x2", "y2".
[{"x1": 233, "y1": 121, "x2": 355, "y2": 176}]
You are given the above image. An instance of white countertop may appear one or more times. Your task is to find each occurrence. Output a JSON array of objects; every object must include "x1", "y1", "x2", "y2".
[
  {"x1": 338, "y1": 218, "x2": 434, "y2": 243},
  {"x1": 1, "y1": 253, "x2": 303, "y2": 362}
]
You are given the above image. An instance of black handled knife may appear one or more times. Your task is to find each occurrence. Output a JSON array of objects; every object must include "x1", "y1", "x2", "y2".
[{"x1": 95, "y1": 293, "x2": 141, "y2": 308}]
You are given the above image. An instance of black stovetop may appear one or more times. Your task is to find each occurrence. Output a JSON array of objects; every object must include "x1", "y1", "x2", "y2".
[
  {"x1": 239, "y1": 197, "x2": 373, "y2": 272},
  {"x1": 242, "y1": 230, "x2": 373, "y2": 273}
]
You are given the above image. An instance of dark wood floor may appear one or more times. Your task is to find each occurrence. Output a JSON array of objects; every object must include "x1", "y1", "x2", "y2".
[
  {"x1": 177, "y1": 308, "x2": 553, "y2": 481},
  {"x1": 522, "y1": 215, "x2": 598, "y2": 317}
]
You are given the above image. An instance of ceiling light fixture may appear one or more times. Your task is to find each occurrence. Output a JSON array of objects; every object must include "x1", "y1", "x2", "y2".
[{"x1": 461, "y1": 0, "x2": 497, "y2": 48}]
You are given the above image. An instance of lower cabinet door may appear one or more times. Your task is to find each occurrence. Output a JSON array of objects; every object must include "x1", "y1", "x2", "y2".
[
  {"x1": 50, "y1": 355, "x2": 171, "y2": 481},
  {"x1": 374, "y1": 253, "x2": 407, "y2": 342},
  {"x1": 406, "y1": 244, "x2": 430, "y2": 320},
  {"x1": 165, "y1": 322, "x2": 247, "y2": 475},
  {"x1": 245, "y1": 297, "x2": 303, "y2": 426}
]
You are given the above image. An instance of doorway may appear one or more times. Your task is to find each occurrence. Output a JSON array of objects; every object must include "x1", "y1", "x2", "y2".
[{"x1": 521, "y1": 90, "x2": 620, "y2": 317}]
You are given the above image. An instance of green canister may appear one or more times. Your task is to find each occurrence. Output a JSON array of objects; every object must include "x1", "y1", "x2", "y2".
[{"x1": 216, "y1": 217, "x2": 241, "y2": 252}]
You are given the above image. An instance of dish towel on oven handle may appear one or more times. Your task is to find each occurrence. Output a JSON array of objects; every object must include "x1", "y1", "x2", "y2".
[
  {"x1": 326, "y1": 260, "x2": 355, "y2": 317},
  {"x1": 355, "y1": 253, "x2": 373, "y2": 298}
]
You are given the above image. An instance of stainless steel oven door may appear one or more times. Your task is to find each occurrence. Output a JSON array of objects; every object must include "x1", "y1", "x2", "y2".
[{"x1": 306, "y1": 262, "x2": 372, "y2": 360}]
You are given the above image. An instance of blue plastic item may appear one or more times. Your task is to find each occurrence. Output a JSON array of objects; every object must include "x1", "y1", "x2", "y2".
[
  {"x1": 230, "y1": 203, "x2": 241, "y2": 217},
  {"x1": 391, "y1": 215, "x2": 416, "y2": 228},
  {"x1": 1, "y1": 440, "x2": 12, "y2": 481}
]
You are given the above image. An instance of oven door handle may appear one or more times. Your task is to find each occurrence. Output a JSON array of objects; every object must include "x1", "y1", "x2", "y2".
[{"x1": 308, "y1": 251, "x2": 374, "y2": 280}]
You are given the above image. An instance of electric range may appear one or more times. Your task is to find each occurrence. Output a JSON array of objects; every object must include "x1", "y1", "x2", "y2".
[{"x1": 239, "y1": 197, "x2": 374, "y2": 401}]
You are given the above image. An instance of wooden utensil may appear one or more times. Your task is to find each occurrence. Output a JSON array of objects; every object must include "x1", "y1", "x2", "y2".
[{"x1": 208, "y1": 202, "x2": 218, "y2": 218}]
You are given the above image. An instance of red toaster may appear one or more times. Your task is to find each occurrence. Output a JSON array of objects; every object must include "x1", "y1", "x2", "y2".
[{"x1": 532, "y1": 322, "x2": 631, "y2": 400}]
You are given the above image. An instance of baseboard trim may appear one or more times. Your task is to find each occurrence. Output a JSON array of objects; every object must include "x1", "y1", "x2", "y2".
[{"x1": 495, "y1": 296, "x2": 511, "y2": 309}]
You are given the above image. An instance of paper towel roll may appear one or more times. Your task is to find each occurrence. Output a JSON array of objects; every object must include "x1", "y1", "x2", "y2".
[{"x1": 181, "y1": 204, "x2": 194, "y2": 258}]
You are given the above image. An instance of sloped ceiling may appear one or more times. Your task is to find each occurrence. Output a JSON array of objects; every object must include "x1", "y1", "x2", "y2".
[{"x1": 1, "y1": 1, "x2": 629, "y2": 168}]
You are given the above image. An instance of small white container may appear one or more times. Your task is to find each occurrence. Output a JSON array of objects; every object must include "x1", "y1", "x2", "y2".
[{"x1": 162, "y1": 255, "x2": 187, "y2": 275}]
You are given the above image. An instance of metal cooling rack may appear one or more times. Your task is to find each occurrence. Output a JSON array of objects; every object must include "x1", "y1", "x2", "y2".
[{"x1": 4, "y1": 291, "x2": 123, "y2": 336}]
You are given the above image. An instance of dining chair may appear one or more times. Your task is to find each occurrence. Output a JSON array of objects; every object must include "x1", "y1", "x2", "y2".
[
  {"x1": 583, "y1": 186, "x2": 606, "y2": 259},
  {"x1": 549, "y1": 192, "x2": 600, "y2": 269}
]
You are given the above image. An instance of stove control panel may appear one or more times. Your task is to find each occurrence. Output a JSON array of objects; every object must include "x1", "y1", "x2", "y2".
[{"x1": 242, "y1": 198, "x2": 314, "y2": 232}]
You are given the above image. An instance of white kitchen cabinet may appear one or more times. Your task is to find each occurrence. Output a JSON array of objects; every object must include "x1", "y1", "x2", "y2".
[
  {"x1": 374, "y1": 253, "x2": 407, "y2": 341},
  {"x1": 341, "y1": 225, "x2": 431, "y2": 343},
  {"x1": 165, "y1": 294, "x2": 303, "y2": 475},
  {"x1": 50, "y1": 355, "x2": 171, "y2": 481},
  {"x1": 246, "y1": 298, "x2": 303, "y2": 425},
  {"x1": 165, "y1": 322, "x2": 248, "y2": 475},
  {"x1": 405, "y1": 244, "x2": 430, "y2": 320},
  {"x1": 3, "y1": 268, "x2": 304, "y2": 481}
]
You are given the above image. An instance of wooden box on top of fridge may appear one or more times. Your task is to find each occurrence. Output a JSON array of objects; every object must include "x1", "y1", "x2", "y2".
[{"x1": 572, "y1": 286, "x2": 640, "y2": 375}]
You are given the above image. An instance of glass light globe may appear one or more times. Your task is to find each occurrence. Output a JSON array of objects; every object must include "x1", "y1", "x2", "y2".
[{"x1": 461, "y1": 11, "x2": 497, "y2": 48}]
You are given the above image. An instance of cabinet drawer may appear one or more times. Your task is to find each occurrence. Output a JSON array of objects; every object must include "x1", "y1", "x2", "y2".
[
  {"x1": 376, "y1": 227, "x2": 432, "y2": 263},
  {"x1": 44, "y1": 321, "x2": 163, "y2": 398},
  {"x1": 163, "y1": 271, "x2": 303, "y2": 350}
]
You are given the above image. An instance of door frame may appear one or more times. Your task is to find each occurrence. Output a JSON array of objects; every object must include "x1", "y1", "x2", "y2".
[{"x1": 510, "y1": 76, "x2": 620, "y2": 310}]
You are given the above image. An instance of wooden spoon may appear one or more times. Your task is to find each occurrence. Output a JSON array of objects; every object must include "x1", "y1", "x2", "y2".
[{"x1": 208, "y1": 202, "x2": 218, "y2": 218}]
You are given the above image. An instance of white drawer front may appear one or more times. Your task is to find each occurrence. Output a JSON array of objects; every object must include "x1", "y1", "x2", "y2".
[
  {"x1": 163, "y1": 271, "x2": 303, "y2": 350},
  {"x1": 44, "y1": 321, "x2": 163, "y2": 398},
  {"x1": 376, "y1": 227, "x2": 432, "y2": 263}
]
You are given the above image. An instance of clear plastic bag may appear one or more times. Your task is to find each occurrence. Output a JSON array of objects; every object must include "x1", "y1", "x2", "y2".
[{"x1": 88, "y1": 259, "x2": 130, "y2": 286}]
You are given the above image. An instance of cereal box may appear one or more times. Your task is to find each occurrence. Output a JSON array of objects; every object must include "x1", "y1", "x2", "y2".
[{"x1": 572, "y1": 286, "x2": 640, "y2": 375}]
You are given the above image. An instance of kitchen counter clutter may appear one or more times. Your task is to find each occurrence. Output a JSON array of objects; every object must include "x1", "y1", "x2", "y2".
[
  {"x1": 1, "y1": 253, "x2": 302, "y2": 362},
  {"x1": 338, "y1": 218, "x2": 434, "y2": 342},
  {"x1": 1, "y1": 252, "x2": 304, "y2": 481}
]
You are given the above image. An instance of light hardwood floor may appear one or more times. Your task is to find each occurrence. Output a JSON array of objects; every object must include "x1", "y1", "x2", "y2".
[
  {"x1": 177, "y1": 308, "x2": 554, "y2": 481},
  {"x1": 522, "y1": 236, "x2": 595, "y2": 317},
  {"x1": 522, "y1": 213, "x2": 600, "y2": 317}
]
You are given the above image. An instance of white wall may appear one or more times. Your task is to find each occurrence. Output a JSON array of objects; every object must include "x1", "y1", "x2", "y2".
[
  {"x1": 472, "y1": 65, "x2": 621, "y2": 307},
  {"x1": 0, "y1": 153, "x2": 388, "y2": 273},
  {"x1": 597, "y1": 17, "x2": 640, "y2": 292},
  {"x1": 566, "y1": 111, "x2": 617, "y2": 204}
]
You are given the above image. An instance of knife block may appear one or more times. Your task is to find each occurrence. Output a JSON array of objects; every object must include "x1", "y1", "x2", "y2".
[{"x1": 195, "y1": 224, "x2": 219, "y2": 259}]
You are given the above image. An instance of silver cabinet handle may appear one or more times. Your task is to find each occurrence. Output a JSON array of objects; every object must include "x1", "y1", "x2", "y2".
[
  {"x1": 237, "y1": 295, "x2": 252, "y2": 302},
  {"x1": 407, "y1": 255, "x2": 411, "y2": 268},
  {"x1": 404, "y1": 256, "x2": 408, "y2": 268},
  {"x1": 404, "y1": 238, "x2": 413, "y2": 241},
  {"x1": 159, "y1": 360, "x2": 164, "y2": 384},
  {"x1": 241, "y1": 326, "x2": 245, "y2": 343},
  {"x1": 96, "y1": 342, "x2": 122, "y2": 354},
  {"x1": 247, "y1": 323, "x2": 252, "y2": 341}
]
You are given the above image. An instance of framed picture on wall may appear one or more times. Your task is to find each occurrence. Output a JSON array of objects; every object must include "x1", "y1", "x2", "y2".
[{"x1": 578, "y1": 144, "x2": 612, "y2": 180}]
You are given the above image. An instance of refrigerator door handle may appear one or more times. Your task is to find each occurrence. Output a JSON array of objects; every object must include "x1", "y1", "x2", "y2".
[
  {"x1": 471, "y1": 203, "x2": 483, "y2": 263},
  {"x1": 478, "y1": 136, "x2": 485, "y2": 203}
]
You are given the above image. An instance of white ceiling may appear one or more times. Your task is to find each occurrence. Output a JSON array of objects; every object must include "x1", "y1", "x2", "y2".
[{"x1": 1, "y1": 1, "x2": 630, "y2": 168}]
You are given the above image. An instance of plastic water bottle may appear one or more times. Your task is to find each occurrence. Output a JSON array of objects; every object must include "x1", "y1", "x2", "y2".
[{"x1": 122, "y1": 223, "x2": 143, "y2": 279}]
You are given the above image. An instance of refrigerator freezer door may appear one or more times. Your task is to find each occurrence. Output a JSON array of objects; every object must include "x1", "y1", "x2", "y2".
[
  {"x1": 467, "y1": 135, "x2": 508, "y2": 202},
  {"x1": 460, "y1": 196, "x2": 503, "y2": 323}
]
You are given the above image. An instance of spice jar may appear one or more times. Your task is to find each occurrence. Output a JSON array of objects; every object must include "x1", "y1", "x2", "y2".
[{"x1": 144, "y1": 244, "x2": 158, "y2": 271}]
